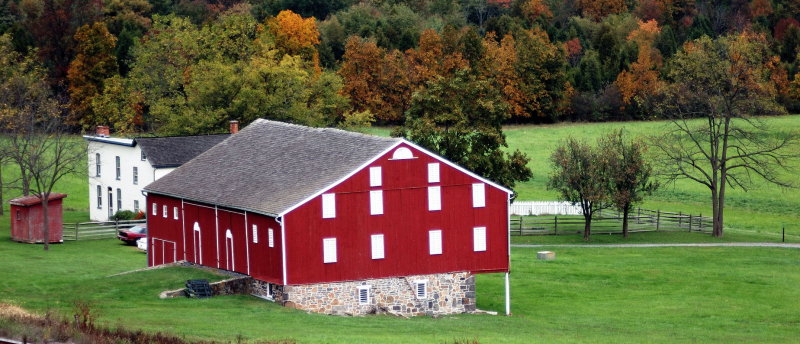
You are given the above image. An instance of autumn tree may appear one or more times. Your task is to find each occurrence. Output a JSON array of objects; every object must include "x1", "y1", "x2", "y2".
[
  {"x1": 599, "y1": 130, "x2": 657, "y2": 238},
  {"x1": 548, "y1": 138, "x2": 609, "y2": 241},
  {"x1": 577, "y1": 0, "x2": 626, "y2": 21},
  {"x1": 652, "y1": 33, "x2": 799, "y2": 238},
  {"x1": 397, "y1": 69, "x2": 532, "y2": 189},
  {"x1": 406, "y1": 29, "x2": 468, "y2": 90},
  {"x1": 513, "y1": 28, "x2": 571, "y2": 121},
  {"x1": 615, "y1": 19, "x2": 664, "y2": 108},
  {"x1": 67, "y1": 22, "x2": 118, "y2": 129},
  {"x1": 266, "y1": 9, "x2": 320, "y2": 71}
]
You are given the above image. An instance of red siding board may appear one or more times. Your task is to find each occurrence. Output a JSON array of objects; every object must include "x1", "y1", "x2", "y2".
[{"x1": 283, "y1": 143, "x2": 509, "y2": 285}]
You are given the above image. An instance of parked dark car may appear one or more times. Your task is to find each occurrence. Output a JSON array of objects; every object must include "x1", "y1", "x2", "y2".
[{"x1": 118, "y1": 224, "x2": 147, "y2": 245}]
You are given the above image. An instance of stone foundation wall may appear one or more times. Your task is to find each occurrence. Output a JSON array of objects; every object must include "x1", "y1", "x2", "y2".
[{"x1": 251, "y1": 272, "x2": 476, "y2": 316}]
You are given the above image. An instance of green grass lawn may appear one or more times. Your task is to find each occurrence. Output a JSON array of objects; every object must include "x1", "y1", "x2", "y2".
[{"x1": 1, "y1": 217, "x2": 799, "y2": 343}]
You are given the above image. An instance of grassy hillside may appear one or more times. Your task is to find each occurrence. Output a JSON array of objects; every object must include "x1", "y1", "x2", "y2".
[{"x1": 0, "y1": 226, "x2": 797, "y2": 343}]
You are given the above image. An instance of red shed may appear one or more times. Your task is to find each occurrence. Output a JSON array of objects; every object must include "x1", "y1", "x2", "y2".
[
  {"x1": 144, "y1": 120, "x2": 512, "y2": 316},
  {"x1": 9, "y1": 193, "x2": 67, "y2": 243}
]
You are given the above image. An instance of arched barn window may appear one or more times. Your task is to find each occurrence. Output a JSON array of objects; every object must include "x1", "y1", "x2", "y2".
[
  {"x1": 391, "y1": 147, "x2": 414, "y2": 160},
  {"x1": 225, "y1": 229, "x2": 235, "y2": 271},
  {"x1": 193, "y1": 222, "x2": 202, "y2": 264}
]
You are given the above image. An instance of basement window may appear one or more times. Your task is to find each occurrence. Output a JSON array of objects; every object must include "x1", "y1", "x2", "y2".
[
  {"x1": 323, "y1": 238, "x2": 337, "y2": 263},
  {"x1": 357, "y1": 285, "x2": 371, "y2": 305},
  {"x1": 414, "y1": 280, "x2": 428, "y2": 299},
  {"x1": 322, "y1": 193, "x2": 336, "y2": 219},
  {"x1": 472, "y1": 183, "x2": 486, "y2": 208},
  {"x1": 473, "y1": 226, "x2": 487, "y2": 252},
  {"x1": 427, "y1": 163, "x2": 440, "y2": 183},
  {"x1": 370, "y1": 190, "x2": 383, "y2": 215}
]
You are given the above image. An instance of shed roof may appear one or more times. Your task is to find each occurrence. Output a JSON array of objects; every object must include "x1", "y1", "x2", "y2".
[
  {"x1": 144, "y1": 119, "x2": 400, "y2": 216},
  {"x1": 135, "y1": 134, "x2": 230, "y2": 168},
  {"x1": 9, "y1": 193, "x2": 68, "y2": 206}
]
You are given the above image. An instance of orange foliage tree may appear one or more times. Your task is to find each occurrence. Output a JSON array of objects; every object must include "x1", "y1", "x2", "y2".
[
  {"x1": 267, "y1": 10, "x2": 321, "y2": 72},
  {"x1": 521, "y1": 0, "x2": 552, "y2": 21},
  {"x1": 67, "y1": 22, "x2": 118, "y2": 129},
  {"x1": 615, "y1": 19, "x2": 664, "y2": 106},
  {"x1": 578, "y1": 0, "x2": 627, "y2": 20},
  {"x1": 405, "y1": 29, "x2": 468, "y2": 90}
]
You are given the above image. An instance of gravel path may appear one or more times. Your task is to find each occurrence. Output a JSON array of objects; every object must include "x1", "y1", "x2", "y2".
[{"x1": 512, "y1": 243, "x2": 800, "y2": 248}]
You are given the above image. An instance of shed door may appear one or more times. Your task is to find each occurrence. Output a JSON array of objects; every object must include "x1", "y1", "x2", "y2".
[{"x1": 152, "y1": 239, "x2": 176, "y2": 266}]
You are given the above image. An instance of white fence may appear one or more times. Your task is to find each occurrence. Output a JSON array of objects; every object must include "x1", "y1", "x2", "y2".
[{"x1": 509, "y1": 201, "x2": 583, "y2": 216}]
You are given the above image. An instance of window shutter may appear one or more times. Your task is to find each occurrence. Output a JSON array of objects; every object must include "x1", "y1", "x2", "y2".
[
  {"x1": 323, "y1": 238, "x2": 337, "y2": 263},
  {"x1": 358, "y1": 286, "x2": 370, "y2": 304},
  {"x1": 268, "y1": 228, "x2": 274, "y2": 248},
  {"x1": 415, "y1": 280, "x2": 428, "y2": 299},
  {"x1": 369, "y1": 166, "x2": 382, "y2": 187},
  {"x1": 370, "y1": 190, "x2": 384, "y2": 215},
  {"x1": 322, "y1": 193, "x2": 336, "y2": 219},
  {"x1": 429, "y1": 230, "x2": 442, "y2": 255},
  {"x1": 252, "y1": 225, "x2": 258, "y2": 244},
  {"x1": 427, "y1": 186, "x2": 441, "y2": 211},
  {"x1": 473, "y1": 226, "x2": 487, "y2": 252},
  {"x1": 371, "y1": 234, "x2": 384, "y2": 259},
  {"x1": 472, "y1": 183, "x2": 486, "y2": 208},
  {"x1": 427, "y1": 163, "x2": 440, "y2": 183}
]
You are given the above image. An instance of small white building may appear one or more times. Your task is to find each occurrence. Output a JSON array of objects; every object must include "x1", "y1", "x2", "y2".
[{"x1": 84, "y1": 125, "x2": 232, "y2": 221}]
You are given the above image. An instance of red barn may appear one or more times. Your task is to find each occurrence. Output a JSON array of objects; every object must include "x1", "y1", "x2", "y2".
[
  {"x1": 9, "y1": 193, "x2": 67, "y2": 244},
  {"x1": 144, "y1": 119, "x2": 511, "y2": 316}
]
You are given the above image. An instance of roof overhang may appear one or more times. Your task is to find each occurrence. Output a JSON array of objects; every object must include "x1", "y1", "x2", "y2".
[{"x1": 82, "y1": 135, "x2": 135, "y2": 147}]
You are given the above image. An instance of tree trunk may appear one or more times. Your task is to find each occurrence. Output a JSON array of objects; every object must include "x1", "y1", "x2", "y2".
[
  {"x1": 583, "y1": 213, "x2": 592, "y2": 241},
  {"x1": 41, "y1": 194, "x2": 50, "y2": 251},
  {"x1": 0, "y1": 164, "x2": 4, "y2": 216},
  {"x1": 622, "y1": 205, "x2": 630, "y2": 238}
]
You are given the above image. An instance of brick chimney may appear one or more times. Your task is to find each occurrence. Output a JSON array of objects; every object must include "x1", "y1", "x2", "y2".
[
  {"x1": 229, "y1": 120, "x2": 239, "y2": 134},
  {"x1": 96, "y1": 126, "x2": 110, "y2": 137}
]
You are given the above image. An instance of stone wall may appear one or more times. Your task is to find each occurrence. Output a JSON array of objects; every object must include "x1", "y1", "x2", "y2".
[{"x1": 251, "y1": 272, "x2": 476, "y2": 316}]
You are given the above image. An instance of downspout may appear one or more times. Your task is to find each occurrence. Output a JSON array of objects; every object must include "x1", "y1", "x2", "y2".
[
  {"x1": 506, "y1": 193, "x2": 512, "y2": 316},
  {"x1": 181, "y1": 199, "x2": 186, "y2": 261},
  {"x1": 215, "y1": 205, "x2": 220, "y2": 268},
  {"x1": 276, "y1": 215, "x2": 287, "y2": 286},
  {"x1": 244, "y1": 211, "x2": 251, "y2": 275}
]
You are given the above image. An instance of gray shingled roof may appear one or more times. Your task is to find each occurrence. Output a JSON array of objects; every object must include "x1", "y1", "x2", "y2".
[
  {"x1": 144, "y1": 119, "x2": 401, "y2": 216},
  {"x1": 135, "y1": 134, "x2": 230, "y2": 168}
]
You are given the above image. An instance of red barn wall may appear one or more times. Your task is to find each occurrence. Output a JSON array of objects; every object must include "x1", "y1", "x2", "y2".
[
  {"x1": 10, "y1": 199, "x2": 64, "y2": 243},
  {"x1": 283, "y1": 143, "x2": 509, "y2": 285},
  {"x1": 147, "y1": 195, "x2": 283, "y2": 284}
]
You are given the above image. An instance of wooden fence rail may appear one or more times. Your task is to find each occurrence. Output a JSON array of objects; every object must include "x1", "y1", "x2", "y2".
[
  {"x1": 62, "y1": 219, "x2": 146, "y2": 241},
  {"x1": 509, "y1": 208, "x2": 712, "y2": 236}
]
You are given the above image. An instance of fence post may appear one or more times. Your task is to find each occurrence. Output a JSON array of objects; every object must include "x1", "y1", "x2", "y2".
[
  {"x1": 75, "y1": 223, "x2": 79, "y2": 241},
  {"x1": 679, "y1": 211, "x2": 682, "y2": 228},
  {"x1": 656, "y1": 211, "x2": 660, "y2": 231},
  {"x1": 637, "y1": 207, "x2": 641, "y2": 224},
  {"x1": 689, "y1": 214, "x2": 693, "y2": 232},
  {"x1": 518, "y1": 216, "x2": 523, "y2": 236},
  {"x1": 700, "y1": 213, "x2": 703, "y2": 231},
  {"x1": 554, "y1": 216, "x2": 558, "y2": 235}
]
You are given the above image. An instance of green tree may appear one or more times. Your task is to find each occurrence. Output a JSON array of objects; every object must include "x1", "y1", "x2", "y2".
[
  {"x1": 599, "y1": 129, "x2": 657, "y2": 238},
  {"x1": 652, "y1": 33, "x2": 799, "y2": 238},
  {"x1": 397, "y1": 70, "x2": 532, "y2": 189},
  {"x1": 67, "y1": 22, "x2": 119, "y2": 129},
  {"x1": 548, "y1": 137, "x2": 609, "y2": 241}
]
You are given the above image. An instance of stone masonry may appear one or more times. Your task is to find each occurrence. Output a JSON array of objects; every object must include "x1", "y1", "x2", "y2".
[{"x1": 251, "y1": 272, "x2": 476, "y2": 316}]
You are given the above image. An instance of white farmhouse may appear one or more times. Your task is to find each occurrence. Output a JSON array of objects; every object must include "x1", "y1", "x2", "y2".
[{"x1": 84, "y1": 125, "x2": 232, "y2": 221}]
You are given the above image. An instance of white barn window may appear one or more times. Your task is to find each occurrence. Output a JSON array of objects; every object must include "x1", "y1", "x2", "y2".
[
  {"x1": 357, "y1": 285, "x2": 371, "y2": 305},
  {"x1": 414, "y1": 280, "x2": 428, "y2": 299},
  {"x1": 162, "y1": 205, "x2": 167, "y2": 218},
  {"x1": 472, "y1": 183, "x2": 486, "y2": 208},
  {"x1": 252, "y1": 225, "x2": 259, "y2": 244},
  {"x1": 427, "y1": 163, "x2": 440, "y2": 183},
  {"x1": 391, "y1": 147, "x2": 414, "y2": 160},
  {"x1": 323, "y1": 238, "x2": 337, "y2": 263},
  {"x1": 370, "y1": 190, "x2": 383, "y2": 215},
  {"x1": 268, "y1": 228, "x2": 274, "y2": 248},
  {"x1": 322, "y1": 193, "x2": 336, "y2": 219},
  {"x1": 173, "y1": 206, "x2": 179, "y2": 220},
  {"x1": 152, "y1": 203, "x2": 157, "y2": 215},
  {"x1": 371, "y1": 234, "x2": 384, "y2": 260},
  {"x1": 429, "y1": 230, "x2": 442, "y2": 255},
  {"x1": 369, "y1": 166, "x2": 382, "y2": 187},
  {"x1": 427, "y1": 186, "x2": 441, "y2": 211},
  {"x1": 473, "y1": 226, "x2": 487, "y2": 252}
]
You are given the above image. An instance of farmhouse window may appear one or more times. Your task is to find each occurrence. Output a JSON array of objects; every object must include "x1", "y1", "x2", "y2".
[
  {"x1": 117, "y1": 188, "x2": 122, "y2": 211},
  {"x1": 472, "y1": 183, "x2": 486, "y2": 208},
  {"x1": 162, "y1": 205, "x2": 167, "y2": 218},
  {"x1": 429, "y1": 230, "x2": 442, "y2": 255},
  {"x1": 115, "y1": 156, "x2": 121, "y2": 180},
  {"x1": 268, "y1": 228, "x2": 274, "y2": 248},
  {"x1": 427, "y1": 186, "x2": 441, "y2": 211},
  {"x1": 473, "y1": 226, "x2": 487, "y2": 252},
  {"x1": 323, "y1": 238, "x2": 337, "y2": 263},
  {"x1": 97, "y1": 185, "x2": 102, "y2": 209},
  {"x1": 95, "y1": 153, "x2": 101, "y2": 176},
  {"x1": 134, "y1": 200, "x2": 139, "y2": 212},
  {"x1": 370, "y1": 190, "x2": 383, "y2": 215},
  {"x1": 252, "y1": 225, "x2": 258, "y2": 243},
  {"x1": 369, "y1": 166, "x2": 382, "y2": 187},
  {"x1": 414, "y1": 280, "x2": 428, "y2": 299},
  {"x1": 357, "y1": 285, "x2": 371, "y2": 305},
  {"x1": 133, "y1": 167, "x2": 138, "y2": 185},
  {"x1": 322, "y1": 193, "x2": 336, "y2": 219},
  {"x1": 173, "y1": 206, "x2": 179, "y2": 220},
  {"x1": 140, "y1": 150, "x2": 146, "y2": 161},
  {"x1": 370, "y1": 234, "x2": 385, "y2": 260},
  {"x1": 427, "y1": 163, "x2": 440, "y2": 183}
]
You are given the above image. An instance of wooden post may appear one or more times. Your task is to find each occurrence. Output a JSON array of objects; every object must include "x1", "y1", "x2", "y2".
[
  {"x1": 656, "y1": 211, "x2": 660, "y2": 231},
  {"x1": 519, "y1": 217, "x2": 523, "y2": 236},
  {"x1": 75, "y1": 223, "x2": 79, "y2": 241},
  {"x1": 700, "y1": 213, "x2": 703, "y2": 231},
  {"x1": 679, "y1": 211, "x2": 682, "y2": 228},
  {"x1": 505, "y1": 272, "x2": 511, "y2": 316},
  {"x1": 689, "y1": 214, "x2": 693, "y2": 232},
  {"x1": 554, "y1": 216, "x2": 558, "y2": 235},
  {"x1": 783, "y1": 226, "x2": 785, "y2": 243}
]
